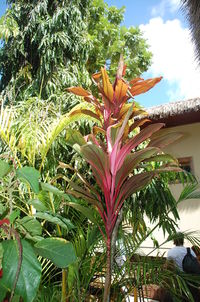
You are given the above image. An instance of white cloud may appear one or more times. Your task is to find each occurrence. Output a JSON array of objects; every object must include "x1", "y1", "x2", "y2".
[
  {"x1": 140, "y1": 17, "x2": 200, "y2": 100},
  {"x1": 151, "y1": 0, "x2": 181, "y2": 17}
]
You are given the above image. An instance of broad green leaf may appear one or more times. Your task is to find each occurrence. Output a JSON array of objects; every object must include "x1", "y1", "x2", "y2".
[
  {"x1": 40, "y1": 182, "x2": 64, "y2": 195},
  {"x1": 18, "y1": 216, "x2": 42, "y2": 236},
  {"x1": 34, "y1": 238, "x2": 76, "y2": 268},
  {"x1": 34, "y1": 212, "x2": 74, "y2": 231},
  {"x1": 0, "y1": 160, "x2": 12, "y2": 178},
  {"x1": 9, "y1": 209, "x2": 20, "y2": 224},
  {"x1": 0, "y1": 240, "x2": 41, "y2": 302},
  {"x1": 0, "y1": 283, "x2": 7, "y2": 302},
  {"x1": 27, "y1": 198, "x2": 47, "y2": 211},
  {"x1": 16, "y1": 167, "x2": 40, "y2": 193}
]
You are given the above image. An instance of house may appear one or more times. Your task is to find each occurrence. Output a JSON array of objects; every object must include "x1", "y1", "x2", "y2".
[{"x1": 141, "y1": 97, "x2": 200, "y2": 254}]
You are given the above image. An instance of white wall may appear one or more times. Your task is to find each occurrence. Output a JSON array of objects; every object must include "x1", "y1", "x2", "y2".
[{"x1": 141, "y1": 122, "x2": 200, "y2": 256}]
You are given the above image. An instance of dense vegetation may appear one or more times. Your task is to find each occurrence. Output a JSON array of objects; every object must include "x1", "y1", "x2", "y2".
[
  {"x1": 0, "y1": 0, "x2": 151, "y2": 108},
  {"x1": 0, "y1": 1, "x2": 200, "y2": 302}
]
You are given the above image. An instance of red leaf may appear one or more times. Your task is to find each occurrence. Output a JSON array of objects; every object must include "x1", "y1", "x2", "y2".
[
  {"x1": 0, "y1": 219, "x2": 10, "y2": 226},
  {"x1": 115, "y1": 123, "x2": 164, "y2": 173},
  {"x1": 0, "y1": 268, "x2": 3, "y2": 278},
  {"x1": 115, "y1": 147, "x2": 159, "y2": 190}
]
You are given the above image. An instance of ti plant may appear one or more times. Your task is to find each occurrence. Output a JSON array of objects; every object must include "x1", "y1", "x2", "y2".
[{"x1": 66, "y1": 57, "x2": 182, "y2": 301}]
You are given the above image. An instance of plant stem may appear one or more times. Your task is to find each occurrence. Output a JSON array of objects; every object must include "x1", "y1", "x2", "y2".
[
  {"x1": 110, "y1": 209, "x2": 123, "y2": 271},
  {"x1": 61, "y1": 269, "x2": 67, "y2": 302},
  {"x1": 103, "y1": 237, "x2": 111, "y2": 302}
]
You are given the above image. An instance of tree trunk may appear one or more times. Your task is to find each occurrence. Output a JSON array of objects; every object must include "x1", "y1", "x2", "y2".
[
  {"x1": 103, "y1": 238, "x2": 111, "y2": 302},
  {"x1": 110, "y1": 209, "x2": 123, "y2": 271}
]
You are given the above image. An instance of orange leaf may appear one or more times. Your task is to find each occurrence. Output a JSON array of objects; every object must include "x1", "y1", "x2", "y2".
[
  {"x1": 129, "y1": 77, "x2": 143, "y2": 85},
  {"x1": 130, "y1": 77, "x2": 162, "y2": 97},
  {"x1": 93, "y1": 126, "x2": 106, "y2": 136},
  {"x1": 92, "y1": 72, "x2": 102, "y2": 83},
  {"x1": 115, "y1": 79, "x2": 129, "y2": 105},
  {"x1": 67, "y1": 87, "x2": 91, "y2": 97},
  {"x1": 101, "y1": 67, "x2": 114, "y2": 102}
]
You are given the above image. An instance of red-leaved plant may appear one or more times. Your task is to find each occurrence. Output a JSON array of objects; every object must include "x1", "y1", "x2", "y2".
[{"x1": 66, "y1": 57, "x2": 181, "y2": 301}]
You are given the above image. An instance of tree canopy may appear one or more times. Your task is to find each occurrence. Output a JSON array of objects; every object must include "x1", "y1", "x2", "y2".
[{"x1": 0, "y1": 0, "x2": 152, "y2": 106}]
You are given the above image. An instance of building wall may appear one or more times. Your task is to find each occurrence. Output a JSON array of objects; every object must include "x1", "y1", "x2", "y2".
[{"x1": 141, "y1": 122, "x2": 200, "y2": 256}]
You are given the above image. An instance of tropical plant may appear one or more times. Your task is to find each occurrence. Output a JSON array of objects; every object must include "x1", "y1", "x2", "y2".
[
  {"x1": 0, "y1": 161, "x2": 77, "y2": 302},
  {"x1": 65, "y1": 57, "x2": 182, "y2": 301}
]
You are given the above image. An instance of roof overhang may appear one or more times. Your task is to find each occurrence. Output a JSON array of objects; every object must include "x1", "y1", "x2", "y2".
[{"x1": 144, "y1": 98, "x2": 200, "y2": 128}]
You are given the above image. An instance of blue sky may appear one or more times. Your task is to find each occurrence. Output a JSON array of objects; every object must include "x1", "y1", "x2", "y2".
[
  {"x1": 107, "y1": 0, "x2": 200, "y2": 107},
  {"x1": 1, "y1": 0, "x2": 200, "y2": 107}
]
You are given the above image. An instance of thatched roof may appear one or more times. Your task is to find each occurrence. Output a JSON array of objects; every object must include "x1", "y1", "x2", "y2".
[
  {"x1": 145, "y1": 97, "x2": 200, "y2": 127},
  {"x1": 146, "y1": 97, "x2": 200, "y2": 118},
  {"x1": 182, "y1": 0, "x2": 200, "y2": 62}
]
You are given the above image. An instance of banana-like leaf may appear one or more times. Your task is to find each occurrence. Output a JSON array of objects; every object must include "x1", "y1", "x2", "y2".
[{"x1": 27, "y1": 199, "x2": 47, "y2": 211}]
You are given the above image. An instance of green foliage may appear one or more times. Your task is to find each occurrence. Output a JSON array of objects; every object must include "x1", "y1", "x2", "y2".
[
  {"x1": 0, "y1": 0, "x2": 91, "y2": 103},
  {"x1": 0, "y1": 239, "x2": 41, "y2": 302},
  {"x1": 88, "y1": 0, "x2": 152, "y2": 79},
  {"x1": 34, "y1": 237, "x2": 77, "y2": 268},
  {"x1": 0, "y1": 0, "x2": 151, "y2": 106},
  {"x1": 0, "y1": 159, "x2": 12, "y2": 178},
  {"x1": 16, "y1": 166, "x2": 40, "y2": 193}
]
